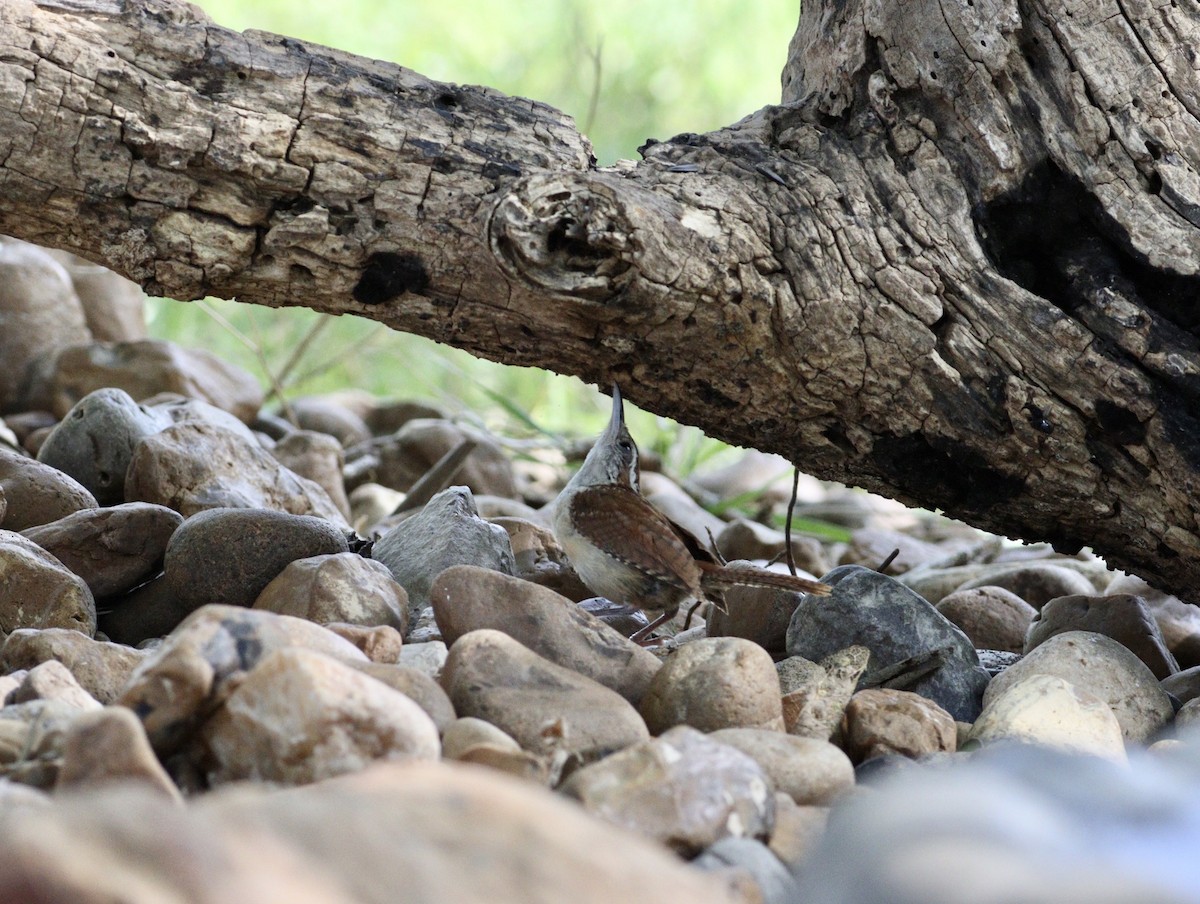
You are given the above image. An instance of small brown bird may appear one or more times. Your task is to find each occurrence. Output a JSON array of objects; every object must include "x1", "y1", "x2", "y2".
[{"x1": 552, "y1": 385, "x2": 831, "y2": 642}]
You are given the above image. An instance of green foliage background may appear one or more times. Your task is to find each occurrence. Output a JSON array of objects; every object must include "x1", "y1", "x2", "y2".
[{"x1": 148, "y1": 0, "x2": 799, "y2": 453}]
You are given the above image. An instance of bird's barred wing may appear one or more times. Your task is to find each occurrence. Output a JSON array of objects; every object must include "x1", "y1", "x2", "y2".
[{"x1": 567, "y1": 485, "x2": 706, "y2": 593}]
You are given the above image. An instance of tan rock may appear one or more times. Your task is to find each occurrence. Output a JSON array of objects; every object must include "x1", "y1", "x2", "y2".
[
  {"x1": 0, "y1": 531, "x2": 96, "y2": 636},
  {"x1": 983, "y1": 630, "x2": 1173, "y2": 743},
  {"x1": 211, "y1": 760, "x2": 741, "y2": 903},
  {"x1": 706, "y1": 578, "x2": 812, "y2": 656},
  {"x1": 715, "y1": 518, "x2": 828, "y2": 578},
  {"x1": 839, "y1": 527, "x2": 946, "y2": 574},
  {"x1": 0, "y1": 447, "x2": 97, "y2": 531},
  {"x1": 442, "y1": 717, "x2": 547, "y2": 781},
  {"x1": 709, "y1": 728, "x2": 854, "y2": 805},
  {"x1": 967, "y1": 673, "x2": 1127, "y2": 761},
  {"x1": 442, "y1": 717, "x2": 521, "y2": 757},
  {"x1": 202, "y1": 647, "x2": 440, "y2": 786},
  {"x1": 349, "y1": 661, "x2": 456, "y2": 733},
  {"x1": 348, "y1": 482, "x2": 405, "y2": 535},
  {"x1": 0, "y1": 782, "x2": 359, "y2": 904},
  {"x1": 1026, "y1": 594, "x2": 1179, "y2": 679},
  {"x1": 779, "y1": 646, "x2": 869, "y2": 740},
  {"x1": 270, "y1": 430, "x2": 352, "y2": 520},
  {"x1": 346, "y1": 418, "x2": 519, "y2": 498},
  {"x1": 49, "y1": 250, "x2": 147, "y2": 342},
  {"x1": 490, "y1": 516, "x2": 568, "y2": 574},
  {"x1": 9, "y1": 660, "x2": 101, "y2": 710},
  {"x1": 431, "y1": 565, "x2": 660, "y2": 704},
  {"x1": 126, "y1": 421, "x2": 348, "y2": 525},
  {"x1": 57, "y1": 706, "x2": 180, "y2": 801},
  {"x1": 117, "y1": 604, "x2": 367, "y2": 754},
  {"x1": 440, "y1": 629, "x2": 648, "y2": 762},
  {"x1": 21, "y1": 502, "x2": 182, "y2": 598},
  {"x1": 561, "y1": 725, "x2": 775, "y2": 856},
  {"x1": 325, "y1": 623, "x2": 403, "y2": 664},
  {"x1": 254, "y1": 552, "x2": 408, "y2": 636},
  {"x1": 955, "y1": 562, "x2": 1098, "y2": 608},
  {"x1": 0, "y1": 628, "x2": 145, "y2": 704},
  {"x1": 841, "y1": 688, "x2": 957, "y2": 762},
  {"x1": 24, "y1": 339, "x2": 263, "y2": 423},
  {"x1": 638, "y1": 637, "x2": 784, "y2": 734},
  {"x1": 936, "y1": 585, "x2": 1037, "y2": 653},
  {"x1": 287, "y1": 395, "x2": 373, "y2": 447},
  {"x1": 397, "y1": 640, "x2": 447, "y2": 678},
  {"x1": 0, "y1": 240, "x2": 91, "y2": 412},
  {"x1": 768, "y1": 796, "x2": 829, "y2": 869}
]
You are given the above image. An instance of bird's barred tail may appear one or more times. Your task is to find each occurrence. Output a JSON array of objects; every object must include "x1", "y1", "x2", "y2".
[{"x1": 699, "y1": 562, "x2": 831, "y2": 596}]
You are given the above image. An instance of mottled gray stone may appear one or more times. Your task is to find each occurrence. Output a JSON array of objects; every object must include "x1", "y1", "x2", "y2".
[{"x1": 787, "y1": 566, "x2": 989, "y2": 721}]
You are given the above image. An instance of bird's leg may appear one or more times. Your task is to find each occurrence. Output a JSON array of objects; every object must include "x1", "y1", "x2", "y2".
[{"x1": 628, "y1": 610, "x2": 675, "y2": 645}]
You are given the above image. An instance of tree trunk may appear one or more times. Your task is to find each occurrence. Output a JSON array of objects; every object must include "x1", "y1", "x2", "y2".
[{"x1": 1, "y1": 0, "x2": 1198, "y2": 596}]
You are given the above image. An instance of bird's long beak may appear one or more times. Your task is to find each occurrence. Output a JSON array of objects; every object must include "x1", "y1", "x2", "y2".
[{"x1": 609, "y1": 383, "x2": 624, "y2": 432}]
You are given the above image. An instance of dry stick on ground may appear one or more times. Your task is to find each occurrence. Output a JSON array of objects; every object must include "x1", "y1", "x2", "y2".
[{"x1": 2, "y1": 0, "x2": 1200, "y2": 596}]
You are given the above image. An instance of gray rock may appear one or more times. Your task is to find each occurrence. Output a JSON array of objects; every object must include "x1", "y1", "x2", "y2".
[
  {"x1": 430, "y1": 565, "x2": 660, "y2": 704},
  {"x1": 21, "y1": 502, "x2": 182, "y2": 598},
  {"x1": 372, "y1": 486, "x2": 515, "y2": 617},
  {"x1": 693, "y1": 837, "x2": 801, "y2": 904},
  {"x1": 1026, "y1": 594, "x2": 1179, "y2": 679},
  {"x1": 36, "y1": 388, "x2": 169, "y2": 504},
  {"x1": 0, "y1": 531, "x2": 95, "y2": 637},
  {"x1": 0, "y1": 628, "x2": 144, "y2": 705},
  {"x1": 639, "y1": 637, "x2": 785, "y2": 733},
  {"x1": 561, "y1": 725, "x2": 774, "y2": 856},
  {"x1": 253, "y1": 552, "x2": 408, "y2": 635},
  {"x1": 0, "y1": 447, "x2": 97, "y2": 531},
  {"x1": 787, "y1": 566, "x2": 990, "y2": 721},
  {"x1": 984, "y1": 631, "x2": 1172, "y2": 743},
  {"x1": 797, "y1": 745, "x2": 1200, "y2": 904},
  {"x1": 101, "y1": 507, "x2": 350, "y2": 645},
  {"x1": 440, "y1": 629, "x2": 648, "y2": 762},
  {"x1": 1162, "y1": 665, "x2": 1200, "y2": 706},
  {"x1": 126, "y1": 421, "x2": 348, "y2": 525}
]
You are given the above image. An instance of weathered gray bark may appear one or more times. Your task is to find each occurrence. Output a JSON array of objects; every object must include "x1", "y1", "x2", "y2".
[{"x1": 1, "y1": 0, "x2": 1199, "y2": 596}]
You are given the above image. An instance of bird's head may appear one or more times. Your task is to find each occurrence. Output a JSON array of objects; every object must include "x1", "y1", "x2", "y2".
[{"x1": 569, "y1": 384, "x2": 641, "y2": 492}]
